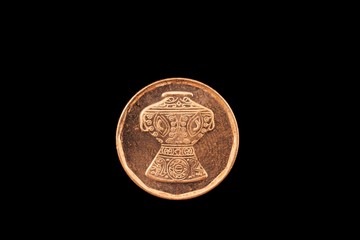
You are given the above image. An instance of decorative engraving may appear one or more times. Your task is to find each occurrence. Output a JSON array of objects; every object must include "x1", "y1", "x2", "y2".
[
  {"x1": 168, "y1": 158, "x2": 189, "y2": 180},
  {"x1": 140, "y1": 91, "x2": 215, "y2": 183}
]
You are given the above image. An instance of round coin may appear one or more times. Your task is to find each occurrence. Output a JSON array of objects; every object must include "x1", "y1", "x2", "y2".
[{"x1": 116, "y1": 77, "x2": 239, "y2": 200}]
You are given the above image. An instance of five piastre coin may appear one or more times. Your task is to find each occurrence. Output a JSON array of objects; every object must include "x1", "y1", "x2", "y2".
[{"x1": 116, "y1": 77, "x2": 239, "y2": 200}]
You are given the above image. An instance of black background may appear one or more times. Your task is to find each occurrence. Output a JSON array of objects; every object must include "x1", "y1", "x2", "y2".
[{"x1": 13, "y1": 9, "x2": 327, "y2": 235}]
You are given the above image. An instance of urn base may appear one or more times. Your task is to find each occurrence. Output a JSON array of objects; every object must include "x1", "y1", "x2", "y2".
[{"x1": 145, "y1": 145, "x2": 208, "y2": 183}]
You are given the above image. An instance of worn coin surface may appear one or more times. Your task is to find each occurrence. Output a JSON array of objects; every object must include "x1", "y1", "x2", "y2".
[{"x1": 116, "y1": 77, "x2": 239, "y2": 200}]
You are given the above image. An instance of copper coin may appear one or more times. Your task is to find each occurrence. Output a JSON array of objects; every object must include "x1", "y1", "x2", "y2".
[{"x1": 116, "y1": 77, "x2": 239, "y2": 200}]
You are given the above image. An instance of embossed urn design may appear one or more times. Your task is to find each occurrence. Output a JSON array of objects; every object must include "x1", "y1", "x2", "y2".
[{"x1": 140, "y1": 91, "x2": 215, "y2": 182}]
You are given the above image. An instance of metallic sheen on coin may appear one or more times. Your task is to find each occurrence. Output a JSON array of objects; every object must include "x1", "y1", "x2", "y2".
[{"x1": 116, "y1": 78, "x2": 239, "y2": 200}]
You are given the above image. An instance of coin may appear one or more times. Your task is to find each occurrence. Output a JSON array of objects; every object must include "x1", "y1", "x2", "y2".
[{"x1": 116, "y1": 77, "x2": 239, "y2": 200}]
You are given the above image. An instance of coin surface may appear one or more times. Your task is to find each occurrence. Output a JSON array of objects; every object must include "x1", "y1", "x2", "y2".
[{"x1": 116, "y1": 77, "x2": 239, "y2": 200}]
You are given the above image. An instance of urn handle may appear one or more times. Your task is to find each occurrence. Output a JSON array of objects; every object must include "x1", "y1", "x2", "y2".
[{"x1": 139, "y1": 109, "x2": 153, "y2": 132}]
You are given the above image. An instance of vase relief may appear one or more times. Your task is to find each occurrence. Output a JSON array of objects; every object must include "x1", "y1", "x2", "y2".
[{"x1": 140, "y1": 91, "x2": 215, "y2": 183}]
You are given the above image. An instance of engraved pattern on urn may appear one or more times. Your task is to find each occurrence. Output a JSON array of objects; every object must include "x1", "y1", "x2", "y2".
[{"x1": 140, "y1": 91, "x2": 215, "y2": 183}]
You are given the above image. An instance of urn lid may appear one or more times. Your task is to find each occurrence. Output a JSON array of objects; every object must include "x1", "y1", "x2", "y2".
[{"x1": 142, "y1": 91, "x2": 211, "y2": 112}]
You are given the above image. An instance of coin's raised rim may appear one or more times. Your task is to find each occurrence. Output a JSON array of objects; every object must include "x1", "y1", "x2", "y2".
[{"x1": 116, "y1": 77, "x2": 239, "y2": 200}]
